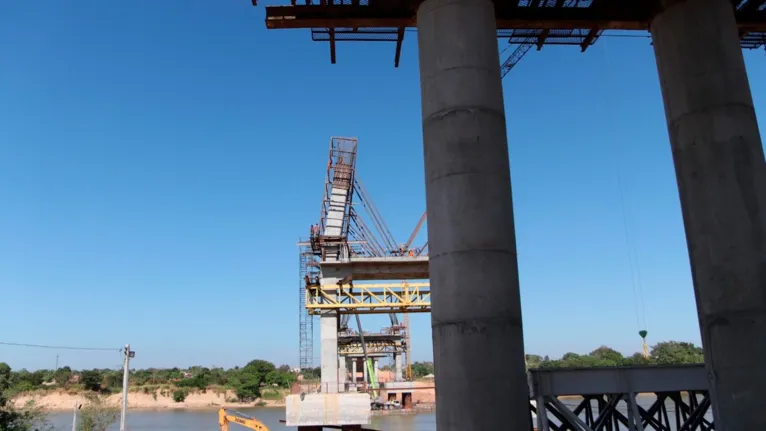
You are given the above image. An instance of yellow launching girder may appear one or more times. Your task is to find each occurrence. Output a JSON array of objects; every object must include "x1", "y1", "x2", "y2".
[
  {"x1": 338, "y1": 340, "x2": 402, "y2": 355},
  {"x1": 306, "y1": 282, "x2": 431, "y2": 315}
]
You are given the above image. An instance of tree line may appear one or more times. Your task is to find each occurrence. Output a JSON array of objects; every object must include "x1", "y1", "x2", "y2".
[
  {"x1": 526, "y1": 341, "x2": 704, "y2": 369},
  {"x1": 0, "y1": 341, "x2": 703, "y2": 430},
  {"x1": 399, "y1": 341, "x2": 704, "y2": 379},
  {"x1": 1, "y1": 359, "x2": 297, "y2": 404}
]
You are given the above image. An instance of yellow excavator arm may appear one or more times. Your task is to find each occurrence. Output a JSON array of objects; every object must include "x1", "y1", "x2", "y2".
[{"x1": 218, "y1": 408, "x2": 269, "y2": 431}]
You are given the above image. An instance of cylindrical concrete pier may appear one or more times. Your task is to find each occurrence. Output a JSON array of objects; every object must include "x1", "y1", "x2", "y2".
[
  {"x1": 651, "y1": 0, "x2": 766, "y2": 428},
  {"x1": 416, "y1": 0, "x2": 530, "y2": 429}
]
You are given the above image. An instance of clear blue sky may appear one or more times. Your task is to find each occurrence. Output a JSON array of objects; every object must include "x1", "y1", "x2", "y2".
[{"x1": 1, "y1": 0, "x2": 765, "y2": 372}]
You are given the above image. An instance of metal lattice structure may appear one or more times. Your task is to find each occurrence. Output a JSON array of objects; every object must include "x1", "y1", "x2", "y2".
[
  {"x1": 529, "y1": 365, "x2": 714, "y2": 430},
  {"x1": 306, "y1": 282, "x2": 431, "y2": 314},
  {"x1": 254, "y1": 0, "x2": 766, "y2": 69},
  {"x1": 298, "y1": 243, "x2": 317, "y2": 370}
]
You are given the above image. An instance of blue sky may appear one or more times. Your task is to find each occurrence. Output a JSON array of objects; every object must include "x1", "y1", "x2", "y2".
[{"x1": 1, "y1": 1, "x2": 765, "y2": 371}]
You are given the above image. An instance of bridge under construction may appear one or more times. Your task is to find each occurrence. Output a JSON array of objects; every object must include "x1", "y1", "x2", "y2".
[
  {"x1": 297, "y1": 137, "x2": 430, "y2": 395},
  {"x1": 255, "y1": 0, "x2": 766, "y2": 430}
]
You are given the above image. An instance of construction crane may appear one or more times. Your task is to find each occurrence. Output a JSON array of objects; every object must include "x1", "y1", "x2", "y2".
[
  {"x1": 399, "y1": 212, "x2": 427, "y2": 381},
  {"x1": 218, "y1": 408, "x2": 269, "y2": 431}
]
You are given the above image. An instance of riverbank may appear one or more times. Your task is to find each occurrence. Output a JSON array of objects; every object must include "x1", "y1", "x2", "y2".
[{"x1": 12, "y1": 388, "x2": 287, "y2": 412}]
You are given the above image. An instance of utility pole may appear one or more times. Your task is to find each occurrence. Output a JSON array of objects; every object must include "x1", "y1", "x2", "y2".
[
  {"x1": 119, "y1": 344, "x2": 134, "y2": 431},
  {"x1": 55, "y1": 354, "x2": 59, "y2": 371},
  {"x1": 71, "y1": 401, "x2": 81, "y2": 431}
]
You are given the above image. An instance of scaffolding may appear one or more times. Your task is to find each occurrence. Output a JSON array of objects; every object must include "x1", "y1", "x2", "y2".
[{"x1": 298, "y1": 241, "x2": 317, "y2": 370}]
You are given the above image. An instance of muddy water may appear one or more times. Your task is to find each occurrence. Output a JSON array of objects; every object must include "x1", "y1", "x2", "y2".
[{"x1": 45, "y1": 408, "x2": 436, "y2": 431}]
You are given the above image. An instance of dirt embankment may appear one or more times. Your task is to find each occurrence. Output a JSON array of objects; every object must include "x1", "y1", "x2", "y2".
[{"x1": 12, "y1": 388, "x2": 287, "y2": 412}]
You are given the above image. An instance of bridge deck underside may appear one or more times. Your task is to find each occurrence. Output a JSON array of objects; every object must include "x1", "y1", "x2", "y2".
[{"x1": 262, "y1": 0, "x2": 766, "y2": 51}]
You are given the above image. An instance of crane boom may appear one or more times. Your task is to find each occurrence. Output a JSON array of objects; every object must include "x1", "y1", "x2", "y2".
[{"x1": 400, "y1": 211, "x2": 427, "y2": 255}]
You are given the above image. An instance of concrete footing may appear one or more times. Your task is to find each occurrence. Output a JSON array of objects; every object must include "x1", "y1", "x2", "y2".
[
  {"x1": 416, "y1": 0, "x2": 529, "y2": 429},
  {"x1": 285, "y1": 393, "x2": 371, "y2": 427},
  {"x1": 651, "y1": 0, "x2": 766, "y2": 428}
]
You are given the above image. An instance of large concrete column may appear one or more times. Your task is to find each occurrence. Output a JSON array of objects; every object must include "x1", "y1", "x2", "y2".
[
  {"x1": 373, "y1": 359, "x2": 379, "y2": 383},
  {"x1": 351, "y1": 358, "x2": 357, "y2": 383},
  {"x1": 651, "y1": 0, "x2": 766, "y2": 428},
  {"x1": 320, "y1": 312, "x2": 339, "y2": 393},
  {"x1": 416, "y1": 0, "x2": 529, "y2": 430}
]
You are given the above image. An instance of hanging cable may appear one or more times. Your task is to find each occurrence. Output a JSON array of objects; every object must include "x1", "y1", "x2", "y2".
[
  {"x1": 0, "y1": 341, "x2": 121, "y2": 352},
  {"x1": 599, "y1": 39, "x2": 649, "y2": 355}
]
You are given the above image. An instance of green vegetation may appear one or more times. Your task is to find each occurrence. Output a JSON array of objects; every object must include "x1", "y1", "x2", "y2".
[
  {"x1": 526, "y1": 341, "x2": 704, "y2": 369},
  {"x1": 411, "y1": 361, "x2": 434, "y2": 378},
  {"x1": 76, "y1": 394, "x2": 118, "y2": 431},
  {"x1": 172, "y1": 389, "x2": 188, "y2": 403},
  {"x1": 0, "y1": 362, "x2": 52, "y2": 431},
  {"x1": 0, "y1": 359, "x2": 298, "y2": 407},
  {"x1": 408, "y1": 341, "x2": 703, "y2": 379}
]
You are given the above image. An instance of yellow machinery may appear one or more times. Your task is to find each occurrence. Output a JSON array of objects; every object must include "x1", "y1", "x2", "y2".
[{"x1": 218, "y1": 408, "x2": 269, "y2": 431}]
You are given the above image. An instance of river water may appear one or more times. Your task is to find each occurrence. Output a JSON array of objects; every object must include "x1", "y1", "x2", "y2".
[
  {"x1": 45, "y1": 395, "x2": 713, "y2": 430},
  {"x1": 45, "y1": 408, "x2": 437, "y2": 431}
]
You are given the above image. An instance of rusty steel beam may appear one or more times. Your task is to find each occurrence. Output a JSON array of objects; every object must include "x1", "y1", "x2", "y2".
[
  {"x1": 263, "y1": 3, "x2": 766, "y2": 32},
  {"x1": 264, "y1": 4, "x2": 651, "y2": 30}
]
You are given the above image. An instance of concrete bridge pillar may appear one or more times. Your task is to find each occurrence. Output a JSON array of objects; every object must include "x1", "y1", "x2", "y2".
[
  {"x1": 320, "y1": 311, "x2": 339, "y2": 393},
  {"x1": 351, "y1": 357, "x2": 357, "y2": 383},
  {"x1": 394, "y1": 352, "x2": 403, "y2": 382},
  {"x1": 651, "y1": 0, "x2": 766, "y2": 428},
  {"x1": 416, "y1": 0, "x2": 529, "y2": 429}
]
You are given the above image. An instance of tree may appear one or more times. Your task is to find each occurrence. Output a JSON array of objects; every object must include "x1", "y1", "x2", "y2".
[
  {"x1": 265, "y1": 370, "x2": 297, "y2": 388},
  {"x1": 77, "y1": 395, "x2": 118, "y2": 431},
  {"x1": 231, "y1": 372, "x2": 262, "y2": 401},
  {"x1": 0, "y1": 363, "x2": 10, "y2": 389},
  {"x1": 589, "y1": 346, "x2": 624, "y2": 364},
  {"x1": 80, "y1": 371, "x2": 102, "y2": 392},
  {"x1": 243, "y1": 360, "x2": 276, "y2": 380},
  {"x1": 53, "y1": 366, "x2": 73, "y2": 387},
  {"x1": 411, "y1": 361, "x2": 434, "y2": 378},
  {"x1": 525, "y1": 354, "x2": 543, "y2": 369},
  {"x1": 301, "y1": 367, "x2": 321, "y2": 380},
  {"x1": 651, "y1": 341, "x2": 704, "y2": 364},
  {"x1": 0, "y1": 363, "x2": 52, "y2": 431}
]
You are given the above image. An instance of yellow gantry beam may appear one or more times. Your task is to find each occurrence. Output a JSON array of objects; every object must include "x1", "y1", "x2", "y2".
[
  {"x1": 306, "y1": 282, "x2": 431, "y2": 315},
  {"x1": 338, "y1": 340, "x2": 402, "y2": 355}
]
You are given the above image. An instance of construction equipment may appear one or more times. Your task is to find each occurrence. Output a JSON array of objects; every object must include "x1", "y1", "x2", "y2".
[{"x1": 218, "y1": 408, "x2": 269, "y2": 431}]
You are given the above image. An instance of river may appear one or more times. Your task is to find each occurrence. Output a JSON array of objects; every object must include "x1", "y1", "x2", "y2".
[
  {"x1": 44, "y1": 395, "x2": 713, "y2": 430},
  {"x1": 45, "y1": 408, "x2": 437, "y2": 431}
]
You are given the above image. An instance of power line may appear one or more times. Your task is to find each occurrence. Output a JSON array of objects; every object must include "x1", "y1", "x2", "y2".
[{"x1": 0, "y1": 341, "x2": 120, "y2": 352}]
